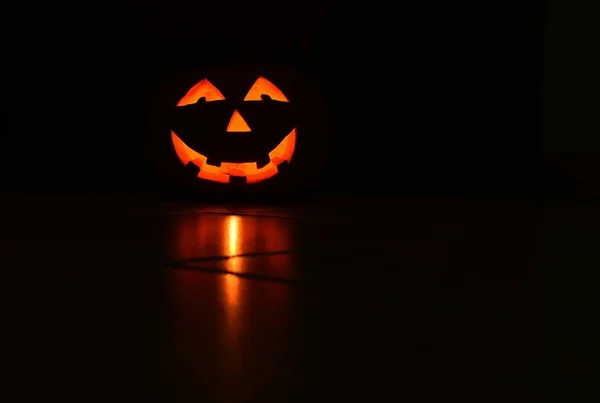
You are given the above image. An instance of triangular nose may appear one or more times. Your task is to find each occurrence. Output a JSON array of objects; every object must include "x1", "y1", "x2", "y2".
[{"x1": 226, "y1": 110, "x2": 251, "y2": 132}]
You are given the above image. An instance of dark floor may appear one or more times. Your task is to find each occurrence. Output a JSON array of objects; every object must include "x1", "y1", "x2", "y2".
[{"x1": 2, "y1": 195, "x2": 598, "y2": 402}]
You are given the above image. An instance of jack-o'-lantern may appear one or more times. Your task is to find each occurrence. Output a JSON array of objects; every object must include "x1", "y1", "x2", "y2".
[
  {"x1": 170, "y1": 76, "x2": 297, "y2": 185},
  {"x1": 146, "y1": 65, "x2": 332, "y2": 200}
]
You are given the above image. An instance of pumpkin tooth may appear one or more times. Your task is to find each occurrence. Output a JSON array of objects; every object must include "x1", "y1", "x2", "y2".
[
  {"x1": 256, "y1": 155, "x2": 271, "y2": 169},
  {"x1": 205, "y1": 156, "x2": 221, "y2": 166},
  {"x1": 184, "y1": 161, "x2": 201, "y2": 176}
]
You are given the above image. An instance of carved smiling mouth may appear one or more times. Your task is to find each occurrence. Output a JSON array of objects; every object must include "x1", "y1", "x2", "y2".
[{"x1": 170, "y1": 128, "x2": 296, "y2": 184}]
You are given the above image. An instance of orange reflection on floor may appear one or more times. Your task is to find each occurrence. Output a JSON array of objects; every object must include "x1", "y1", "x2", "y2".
[
  {"x1": 169, "y1": 214, "x2": 216, "y2": 260},
  {"x1": 223, "y1": 216, "x2": 242, "y2": 345},
  {"x1": 225, "y1": 216, "x2": 242, "y2": 261},
  {"x1": 170, "y1": 212, "x2": 293, "y2": 263},
  {"x1": 168, "y1": 213, "x2": 299, "y2": 401}
]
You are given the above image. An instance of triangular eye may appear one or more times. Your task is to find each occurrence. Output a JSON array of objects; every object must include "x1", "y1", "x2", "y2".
[
  {"x1": 177, "y1": 79, "x2": 225, "y2": 106},
  {"x1": 243, "y1": 77, "x2": 289, "y2": 102}
]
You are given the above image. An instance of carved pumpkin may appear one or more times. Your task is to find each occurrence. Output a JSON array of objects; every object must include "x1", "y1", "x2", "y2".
[
  {"x1": 146, "y1": 65, "x2": 331, "y2": 200},
  {"x1": 170, "y1": 76, "x2": 297, "y2": 185}
]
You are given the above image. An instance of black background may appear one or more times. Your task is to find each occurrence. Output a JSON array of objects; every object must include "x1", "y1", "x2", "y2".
[
  {"x1": 2, "y1": 3, "x2": 600, "y2": 402},
  {"x1": 0, "y1": 0, "x2": 581, "y2": 201}
]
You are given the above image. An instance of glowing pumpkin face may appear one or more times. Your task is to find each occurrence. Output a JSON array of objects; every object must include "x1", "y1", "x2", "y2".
[{"x1": 170, "y1": 76, "x2": 297, "y2": 184}]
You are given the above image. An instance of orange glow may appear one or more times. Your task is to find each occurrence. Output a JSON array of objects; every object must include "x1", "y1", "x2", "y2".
[
  {"x1": 176, "y1": 78, "x2": 225, "y2": 106},
  {"x1": 223, "y1": 215, "x2": 242, "y2": 316},
  {"x1": 226, "y1": 110, "x2": 251, "y2": 132},
  {"x1": 225, "y1": 215, "x2": 242, "y2": 260},
  {"x1": 168, "y1": 212, "x2": 296, "y2": 399},
  {"x1": 221, "y1": 215, "x2": 243, "y2": 377},
  {"x1": 171, "y1": 129, "x2": 296, "y2": 184},
  {"x1": 172, "y1": 76, "x2": 296, "y2": 184},
  {"x1": 170, "y1": 210, "x2": 293, "y2": 263},
  {"x1": 243, "y1": 77, "x2": 289, "y2": 102}
]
